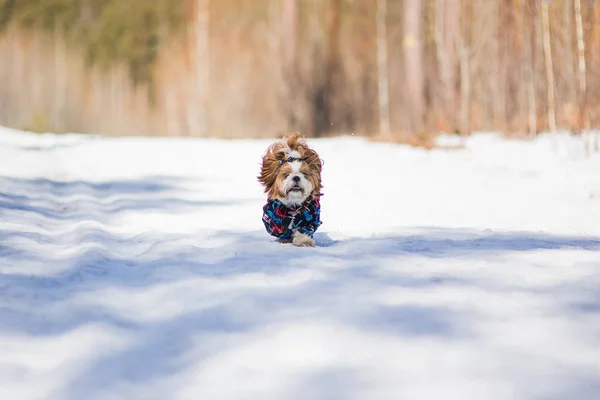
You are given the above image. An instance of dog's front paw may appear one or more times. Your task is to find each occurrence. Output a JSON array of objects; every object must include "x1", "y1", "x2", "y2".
[{"x1": 292, "y1": 231, "x2": 315, "y2": 247}]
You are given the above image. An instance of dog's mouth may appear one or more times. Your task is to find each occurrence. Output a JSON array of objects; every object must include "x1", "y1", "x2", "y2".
[{"x1": 288, "y1": 186, "x2": 303, "y2": 193}]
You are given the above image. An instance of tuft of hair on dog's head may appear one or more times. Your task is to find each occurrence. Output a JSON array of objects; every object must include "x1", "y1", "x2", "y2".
[{"x1": 258, "y1": 132, "x2": 322, "y2": 207}]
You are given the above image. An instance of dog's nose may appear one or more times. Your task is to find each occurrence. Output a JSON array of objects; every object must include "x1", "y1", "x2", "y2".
[{"x1": 292, "y1": 176, "x2": 301, "y2": 183}]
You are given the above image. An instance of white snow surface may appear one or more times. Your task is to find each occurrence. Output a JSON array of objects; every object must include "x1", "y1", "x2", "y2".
[{"x1": 1, "y1": 126, "x2": 600, "y2": 400}]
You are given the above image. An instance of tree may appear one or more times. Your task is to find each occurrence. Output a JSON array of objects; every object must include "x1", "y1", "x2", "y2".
[
  {"x1": 564, "y1": 0, "x2": 575, "y2": 104},
  {"x1": 323, "y1": 0, "x2": 342, "y2": 136},
  {"x1": 2, "y1": 0, "x2": 600, "y2": 140},
  {"x1": 376, "y1": 0, "x2": 390, "y2": 137},
  {"x1": 540, "y1": 0, "x2": 556, "y2": 133},
  {"x1": 186, "y1": 0, "x2": 210, "y2": 137},
  {"x1": 574, "y1": 0, "x2": 589, "y2": 135},
  {"x1": 403, "y1": 0, "x2": 424, "y2": 135},
  {"x1": 525, "y1": 0, "x2": 538, "y2": 136},
  {"x1": 435, "y1": 0, "x2": 459, "y2": 133}
]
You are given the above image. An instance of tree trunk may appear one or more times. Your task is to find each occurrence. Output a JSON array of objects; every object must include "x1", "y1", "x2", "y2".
[
  {"x1": 403, "y1": 0, "x2": 424, "y2": 135},
  {"x1": 591, "y1": 3, "x2": 600, "y2": 151},
  {"x1": 32, "y1": 31, "x2": 42, "y2": 113},
  {"x1": 435, "y1": 0, "x2": 459, "y2": 132},
  {"x1": 187, "y1": 0, "x2": 209, "y2": 136},
  {"x1": 564, "y1": 0, "x2": 576, "y2": 104},
  {"x1": 376, "y1": 0, "x2": 391, "y2": 138},
  {"x1": 325, "y1": 0, "x2": 342, "y2": 136},
  {"x1": 456, "y1": 0, "x2": 471, "y2": 136},
  {"x1": 459, "y1": 46, "x2": 471, "y2": 136},
  {"x1": 526, "y1": 1, "x2": 537, "y2": 137},
  {"x1": 279, "y1": 0, "x2": 298, "y2": 129},
  {"x1": 540, "y1": 0, "x2": 556, "y2": 133},
  {"x1": 496, "y1": 1, "x2": 507, "y2": 130},
  {"x1": 574, "y1": 0, "x2": 589, "y2": 136},
  {"x1": 53, "y1": 23, "x2": 67, "y2": 133},
  {"x1": 282, "y1": 0, "x2": 297, "y2": 67}
]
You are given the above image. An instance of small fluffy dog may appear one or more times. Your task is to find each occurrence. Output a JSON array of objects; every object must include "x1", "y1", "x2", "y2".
[{"x1": 258, "y1": 133, "x2": 323, "y2": 247}]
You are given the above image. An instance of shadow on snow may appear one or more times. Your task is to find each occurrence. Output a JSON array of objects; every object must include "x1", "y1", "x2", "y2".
[{"x1": 1, "y1": 175, "x2": 599, "y2": 398}]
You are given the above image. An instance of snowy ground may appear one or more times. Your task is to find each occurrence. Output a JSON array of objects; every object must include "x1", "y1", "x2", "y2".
[{"x1": 1, "y1": 126, "x2": 599, "y2": 400}]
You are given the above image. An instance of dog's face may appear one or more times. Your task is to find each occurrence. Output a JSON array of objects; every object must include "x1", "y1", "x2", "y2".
[
  {"x1": 276, "y1": 150, "x2": 315, "y2": 205},
  {"x1": 258, "y1": 133, "x2": 322, "y2": 207}
]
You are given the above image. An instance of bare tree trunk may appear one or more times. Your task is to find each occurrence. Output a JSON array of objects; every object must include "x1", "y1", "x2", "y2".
[
  {"x1": 282, "y1": 0, "x2": 297, "y2": 67},
  {"x1": 403, "y1": 0, "x2": 424, "y2": 135},
  {"x1": 14, "y1": 29, "x2": 26, "y2": 129},
  {"x1": 574, "y1": 0, "x2": 589, "y2": 137},
  {"x1": 591, "y1": 4, "x2": 600, "y2": 151},
  {"x1": 574, "y1": 0, "x2": 587, "y2": 97},
  {"x1": 491, "y1": 1, "x2": 505, "y2": 129},
  {"x1": 165, "y1": 88, "x2": 179, "y2": 137},
  {"x1": 540, "y1": 0, "x2": 556, "y2": 133},
  {"x1": 564, "y1": 0, "x2": 576, "y2": 104},
  {"x1": 53, "y1": 24, "x2": 67, "y2": 133},
  {"x1": 116, "y1": 67, "x2": 126, "y2": 135},
  {"x1": 0, "y1": 36, "x2": 7, "y2": 123},
  {"x1": 459, "y1": 46, "x2": 471, "y2": 136},
  {"x1": 509, "y1": 1, "x2": 527, "y2": 133},
  {"x1": 526, "y1": 2, "x2": 537, "y2": 137},
  {"x1": 435, "y1": 0, "x2": 459, "y2": 132},
  {"x1": 186, "y1": 0, "x2": 210, "y2": 136},
  {"x1": 457, "y1": 0, "x2": 471, "y2": 136},
  {"x1": 376, "y1": 0, "x2": 391, "y2": 137},
  {"x1": 279, "y1": 0, "x2": 299, "y2": 130},
  {"x1": 198, "y1": 0, "x2": 210, "y2": 136},
  {"x1": 32, "y1": 31, "x2": 43, "y2": 113},
  {"x1": 325, "y1": 0, "x2": 342, "y2": 136},
  {"x1": 109, "y1": 69, "x2": 119, "y2": 135}
]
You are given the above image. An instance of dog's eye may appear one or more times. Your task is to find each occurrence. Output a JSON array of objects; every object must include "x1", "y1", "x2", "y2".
[{"x1": 284, "y1": 173, "x2": 290, "y2": 178}]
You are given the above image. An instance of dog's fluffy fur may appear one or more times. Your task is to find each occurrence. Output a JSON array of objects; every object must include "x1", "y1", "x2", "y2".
[{"x1": 258, "y1": 133, "x2": 323, "y2": 246}]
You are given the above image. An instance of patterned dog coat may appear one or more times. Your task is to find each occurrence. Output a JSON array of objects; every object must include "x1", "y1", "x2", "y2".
[{"x1": 262, "y1": 195, "x2": 322, "y2": 240}]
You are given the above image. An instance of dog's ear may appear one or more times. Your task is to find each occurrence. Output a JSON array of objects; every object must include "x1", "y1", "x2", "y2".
[
  {"x1": 284, "y1": 132, "x2": 323, "y2": 197},
  {"x1": 257, "y1": 140, "x2": 288, "y2": 193},
  {"x1": 303, "y1": 147, "x2": 323, "y2": 196}
]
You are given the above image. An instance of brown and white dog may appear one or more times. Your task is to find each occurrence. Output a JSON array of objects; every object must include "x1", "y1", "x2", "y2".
[{"x1": 258, "y1": 133, "x2": 323, "y2": 247}]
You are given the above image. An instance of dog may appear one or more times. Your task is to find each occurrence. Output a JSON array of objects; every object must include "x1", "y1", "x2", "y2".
[{"x1": 258, "y1": 133, "x2": 323, "y2": 247}]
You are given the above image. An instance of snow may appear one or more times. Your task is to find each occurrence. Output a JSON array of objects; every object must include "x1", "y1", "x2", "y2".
[{"x1": 1, "y1": 126, "x2": 599, "y2": 400}]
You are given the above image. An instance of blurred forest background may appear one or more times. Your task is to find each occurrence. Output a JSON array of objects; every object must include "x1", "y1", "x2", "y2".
[{"x1": 0, "y1": 0, "x2": 599, "y2": 143}]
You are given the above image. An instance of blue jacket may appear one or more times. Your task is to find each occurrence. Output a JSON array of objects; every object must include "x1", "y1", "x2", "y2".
[{"x1": 262, "y1": 195, "x2": 322, "y2": 239}]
